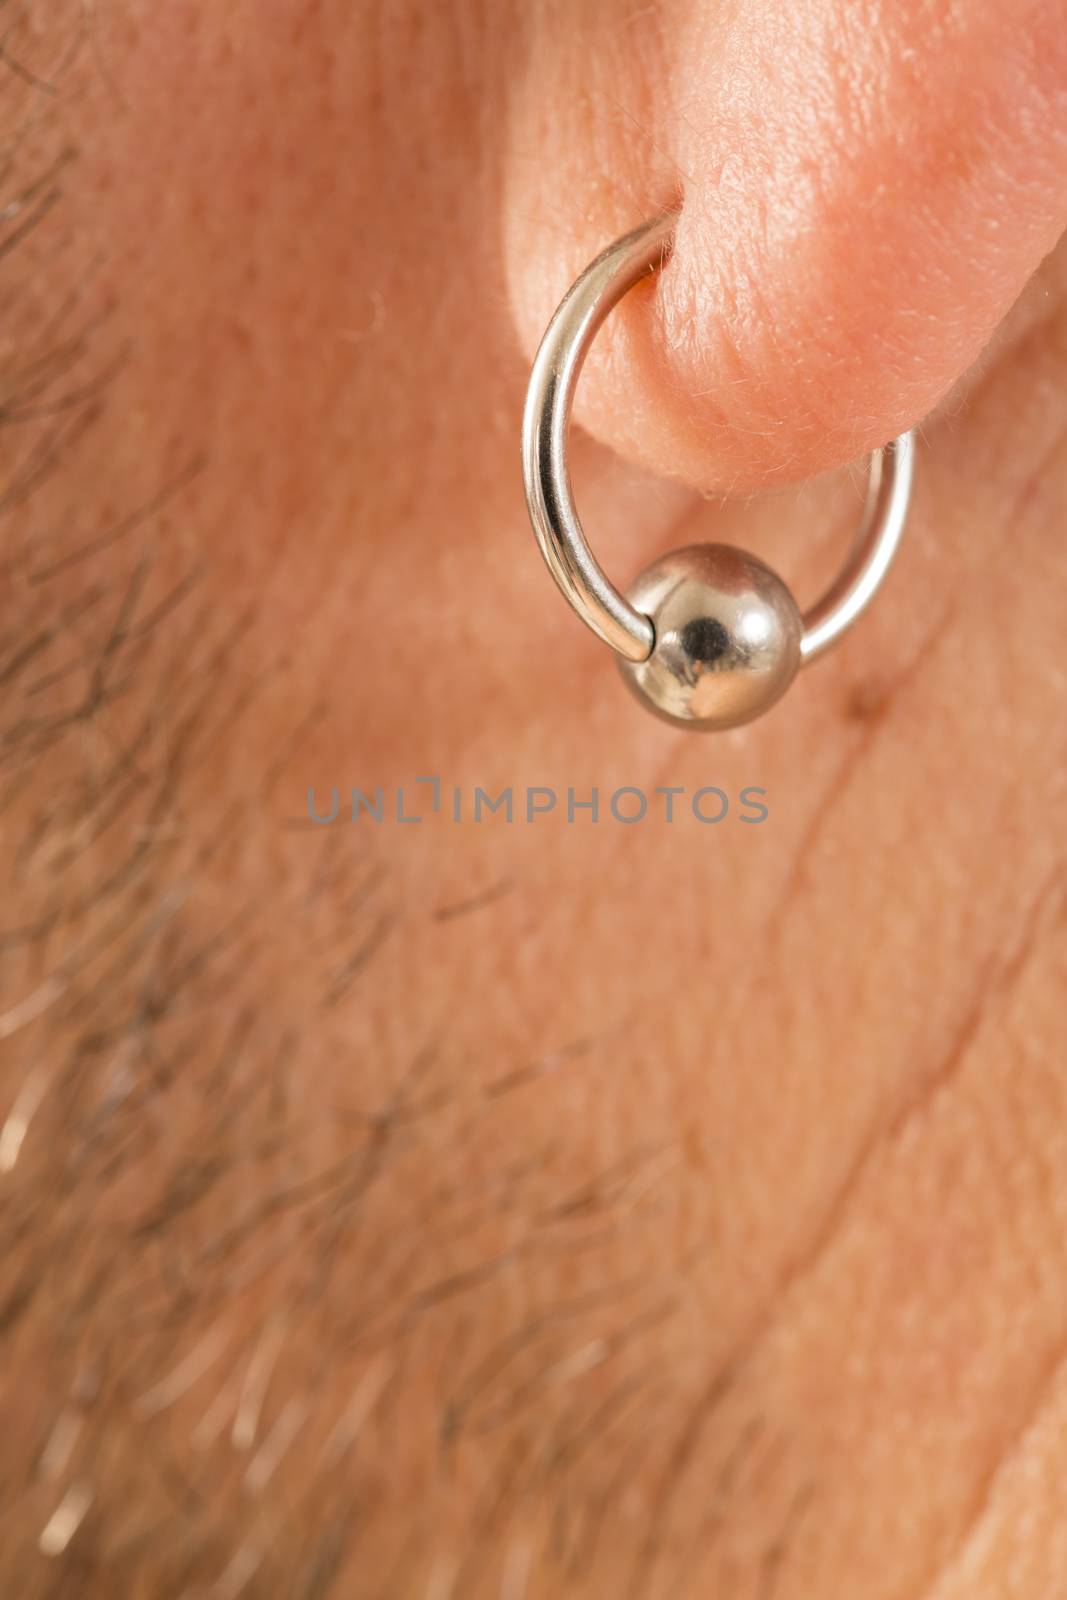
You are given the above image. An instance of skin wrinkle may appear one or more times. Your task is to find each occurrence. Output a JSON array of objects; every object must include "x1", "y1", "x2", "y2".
[
  {"x1": 901, "y1": 923, "x2": 1067, "y2": 1600},
  {"x1": 1002, "y1": 402, "x2": 1067, "y2": 527},
  {"x1": 0, "y1": 5, "x2": 1065, "y2": 1599},
  {"x1": 859, "y1": 926, "x2": 1067, "y2": 1600},
  {"x1": 922, "y1": 1377, "x2": 1067, "y2": 1600},
  {"x1": 731, "y1": 859, "x2": 1067, "y2": 1404},
  {"x1": 925, "y1": 1317, "x2": 1067, "y2": 1598},
  {"x1": 768, "y1": 589, "x2": 960, "y2": 913}
]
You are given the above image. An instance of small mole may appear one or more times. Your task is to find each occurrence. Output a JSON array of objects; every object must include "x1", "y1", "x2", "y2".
[{"x1": 845, "y1": 678, "x2": 888, "y2": 721}]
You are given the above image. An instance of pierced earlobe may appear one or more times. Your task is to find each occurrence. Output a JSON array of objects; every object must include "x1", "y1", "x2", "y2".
[{"x1": 521, "y1": 214, "x2": 915, "y2": 731}]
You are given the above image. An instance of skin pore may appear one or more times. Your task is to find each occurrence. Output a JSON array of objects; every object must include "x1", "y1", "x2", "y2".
[{"x1": 1, "y1": 2, "x2": 1066, "y2": 1597}]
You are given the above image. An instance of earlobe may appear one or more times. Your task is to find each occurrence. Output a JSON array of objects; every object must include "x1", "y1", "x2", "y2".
[{"x1": 505, "y1": 0, "x2": 1067, "y2": 492}]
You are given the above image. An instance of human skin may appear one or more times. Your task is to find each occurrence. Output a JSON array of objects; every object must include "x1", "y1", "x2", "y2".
[{"x1": 1, "y1": 2, "x2": 1066, "y2": 1597}]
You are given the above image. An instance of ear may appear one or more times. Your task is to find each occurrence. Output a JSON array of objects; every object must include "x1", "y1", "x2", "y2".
[{"x1": 504, "y1": 0, "x2": 1067, "y2": 491}]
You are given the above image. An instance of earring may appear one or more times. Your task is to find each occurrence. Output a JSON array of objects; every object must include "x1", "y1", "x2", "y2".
[{"x1": 521, "y1": 213, "x2": 915, "y2": 731}]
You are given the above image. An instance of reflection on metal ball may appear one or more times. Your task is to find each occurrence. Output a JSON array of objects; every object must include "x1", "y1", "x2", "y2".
[{"x1": 617, "y1": 544, "x2": 803, "y2": 731}]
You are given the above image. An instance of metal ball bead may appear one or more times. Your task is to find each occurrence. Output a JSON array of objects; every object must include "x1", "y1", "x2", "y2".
[{"x1": 616, "y1": 544, "x2": 803, "y2": 731}]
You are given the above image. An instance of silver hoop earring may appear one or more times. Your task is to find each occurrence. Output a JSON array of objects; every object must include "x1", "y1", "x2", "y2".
[{"x1": 521, "y1": 213, "x2": 915, "y2": 731}]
